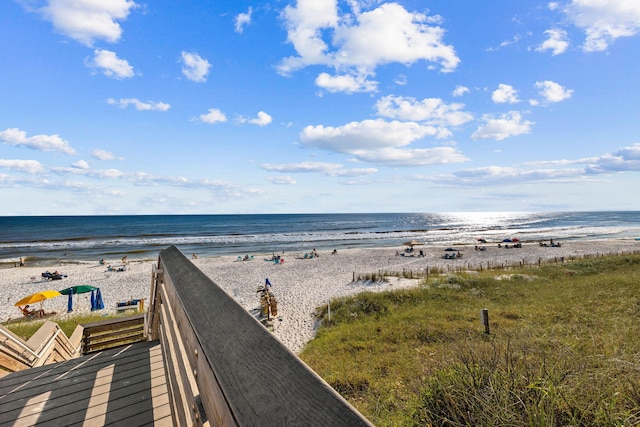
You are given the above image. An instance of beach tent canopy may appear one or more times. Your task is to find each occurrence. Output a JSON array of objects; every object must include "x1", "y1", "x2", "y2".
[
  {"x1": 402, "y1": 240, "x2": 423, "y2": 246},
  {"x1": 59, "y1": 285, "x2": 96, "y2": 295},
  {"x1": 15, "y1": 290, "x2": 62, "y2": 307}
]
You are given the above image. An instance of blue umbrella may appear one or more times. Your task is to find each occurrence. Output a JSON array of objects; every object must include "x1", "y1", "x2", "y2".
[
  {"x1": 96, "y1": 288, "x2": 104, "y2": 310},
  {"x1": 67, "y1": 288, "x2": 73, "y2": 313},
  {"x1": 90, "y1": 290, "x2": 96, "y2": 311}
]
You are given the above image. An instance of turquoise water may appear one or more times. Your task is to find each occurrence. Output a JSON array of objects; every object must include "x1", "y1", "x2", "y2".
[{"x1": 1, "y1": 212, "x2": 639, "y2": 264}]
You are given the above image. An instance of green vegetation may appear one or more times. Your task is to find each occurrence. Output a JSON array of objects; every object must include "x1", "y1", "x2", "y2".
[
  {"x1": 301, "y1": 254, "x2": 640, "y2": 426},
  {"x1": 3, "y1": 312, "x2": 127, "y2": 340}
]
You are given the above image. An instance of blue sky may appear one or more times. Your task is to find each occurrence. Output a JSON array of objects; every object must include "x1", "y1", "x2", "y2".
[{"x1": 1, "y1": 0, "x2": 640, "y2": 215}]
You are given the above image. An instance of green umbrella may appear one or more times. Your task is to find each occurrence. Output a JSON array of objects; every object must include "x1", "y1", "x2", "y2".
[{"x1": 59, "y1": 285, "x2": 97, "y2": 295}]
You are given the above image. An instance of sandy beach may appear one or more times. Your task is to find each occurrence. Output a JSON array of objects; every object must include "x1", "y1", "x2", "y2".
[{"x1": 2, "y1": 239, "x2": 639, "y2": 354}]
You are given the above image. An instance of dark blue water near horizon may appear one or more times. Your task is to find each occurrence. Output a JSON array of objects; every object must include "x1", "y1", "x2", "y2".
[{"x1": 1, "y1": 212, "x2": 639, "y2": 266}]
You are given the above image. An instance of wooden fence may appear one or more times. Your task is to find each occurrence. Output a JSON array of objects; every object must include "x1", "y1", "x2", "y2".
[
  {"x1": 81, "y1": 313, "x2": 146, "y2": 354},
  {"x1": 148, "y1": 245, "x2": 373, "y2": 427}
]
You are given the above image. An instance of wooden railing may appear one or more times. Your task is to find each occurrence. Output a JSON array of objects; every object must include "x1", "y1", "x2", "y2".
[
  {"x1": 148, "y1": 245, "x2": 373, "y2": 427},
  {"x1": 81, "y1": 313, "x2": 146, "y2": 354},
  {"x1": 0, "y1": 321, "x2": 83, "y2": 374}
]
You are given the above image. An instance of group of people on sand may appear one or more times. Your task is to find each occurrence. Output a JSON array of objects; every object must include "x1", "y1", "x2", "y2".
[
  {"x1": 498, "y1": 242, "x2": 522, "y2": 249},
  {"x1": 266, "y1": 254, "x2": 284, "y2": 264},
  {"x1": 539, "y1": 239, "x2": 561, "y2": 247},
  {"x1": 42, "y1": 270, "x2": 66, "y2": 280},
  {"x1": 99, "y1": 255, "x2": 130, "y2": 272},
  {"x1": 106, "y1": 264, "x2": 128, "y2": 272}
]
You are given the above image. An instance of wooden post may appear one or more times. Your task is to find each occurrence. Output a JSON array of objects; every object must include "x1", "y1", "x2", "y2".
[{"x1": 481, "y1": 309, "x2": 490, "y2": 334}]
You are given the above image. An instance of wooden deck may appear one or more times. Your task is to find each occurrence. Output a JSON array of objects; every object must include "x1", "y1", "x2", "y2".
[{"x1": 0, "y1": 340, "x2": 172, "y2": 426}]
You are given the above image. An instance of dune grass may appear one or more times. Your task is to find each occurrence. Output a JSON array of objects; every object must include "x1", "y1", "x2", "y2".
[{"x1": 300, "y1": 254, "x2": 640, "y2": 426}]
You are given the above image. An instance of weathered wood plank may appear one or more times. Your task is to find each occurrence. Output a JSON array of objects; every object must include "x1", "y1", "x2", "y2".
[
  {"x1": 157, "y1": 283, "x2": 199, "y2": 426},
  {"x1": 82, "y1": 313, "x2": 145, "y2": 333},
  {"x1": 0, "y1": 341, "x2": 169, "y2": 427},
  {"x1": 0, "y1": 342, "x2": 162, "y2": 406},
  {"x1": 158, "y1": 245, "x2": 372, "y2": 426},
  {"x1": 83, "y1": 331, "x2": 146, "y2": 353}
]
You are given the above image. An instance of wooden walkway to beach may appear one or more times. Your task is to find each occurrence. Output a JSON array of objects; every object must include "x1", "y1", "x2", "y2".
[{"x1": 0, "y1": 340, "x2": 171, "y2": 426}]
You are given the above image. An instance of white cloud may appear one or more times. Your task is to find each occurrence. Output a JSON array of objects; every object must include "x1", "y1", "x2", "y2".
[
  {"x1": 267, "y1": 175, "x2": 297, "y2": 185},
  {"x1": 453, "y1": 85, "x2": 469, "y2": 97},
  {"x1": 87, "y1": 49, "x2": 134, "y2": 79},
  {"x1": 72, "y1": 160, "x2": 89, "y2": 169},
  {"x1": 181, "y1": 52, "x2": 211, "y2": 82},
  {"x1": 315, "y1": 72, "x2": 378, "y2": 93},
  {"x1": 299, "y1": 119, "x2": 467, "y2": 166},
  {"x1": 0, "y1": 159, "x2": 45, "y2": 174},
  {"x1": 375, "y1": 95, "x2": 473, "y2": 127},
  {"x1": 34, "y1": 0, "x2": 137, "y2": 46},
  {"x1": 107, "y1": 98, "x2": 170, "y2": 111},
  {"x1": 198, "y1": 108, "x2": 227, "y2": 124},
  {"x1": 535, "y1": 80, "x2": 573, "y2": 103},
  {"x1": 279, "y1": 1, "x2": 459, "y2": 93},
  {"x1": 440, "y1": 143, "x2": 640, "y2": 186},
  {"x1": 586, "y1": 143, "x2": 640, "y2": 173},
  {"x1": 91, "y1": 149, "x2": 122, "y2": 161},
  {"x1": 51, "y1": 165, "x2": 128, "y2": 179},
  {"x1": 472, "y1": 111, "x2": 533, "y2": 141},
  {"x1": 564, "y1": 0, "x2": 640, "y2": 52},
  {"x1": 235, "y1": 7, "x2": 253, "y2": 33},
  {"x1": 237, "y1": 111, "x2": 273, "y2": 126},
  {"x1": 537, "y1": 29, "x2": 569, "y2": 55},
  {"x1": 262, "y1": 161, "x2": 377, "y2": 177},
  {"x1": 492, "y1": 84, "x2": 520, "y2": 104},
  {"x1": 394, "y1": 74, "x2": 407, "y2": 86},
  {"x1": 0, "y1": 128, "x2": 76, "y2": 154},
  {"x1": 353, "y1": 146, "x2": 468, "y2": 166},
  {"x1": 451, "y1": 165, "x2": 583, "y2": 185},
  {"x1": 301, "y1": 119, "x2": 438, "y2": 152}
]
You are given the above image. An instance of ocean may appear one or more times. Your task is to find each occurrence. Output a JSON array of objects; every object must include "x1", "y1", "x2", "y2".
[{"x1": 1, "y1": 212, "x2": 639, "y2": 266}]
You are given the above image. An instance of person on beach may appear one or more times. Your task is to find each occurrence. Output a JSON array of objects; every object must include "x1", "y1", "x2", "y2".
[
  {"x1": 19, "y1": 257, "x2": 24, "y2": 267},
  {"x1": 122, "y1": 256, "x2": 128, "y2": 264},
  {"x1": 192, "y1": 253, "x2": 198, "y2": 259},
  {"x1": 20, "y1": 305, "x2": 43, "y2": 318}
]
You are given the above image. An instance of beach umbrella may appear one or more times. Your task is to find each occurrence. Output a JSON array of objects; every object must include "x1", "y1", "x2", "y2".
[
  {"x1": 59, "y1": 285, "x2": 97, "y2": 295},
  {"x1": 503, "y1": 239, "x2": 512, "y2": 243},
  {"x1": 90, "y1": 290, "x2": 96, "y2": 311},
  {"x1": 444, "y1": 247, "x2": 457, "y2": 251},
  {"x1": 15, "y1": 290, "x2": 62, "y2": 307},
  {"x1": 403, "y1": 240, "x2": 423, "y2": 246},
  {"x1": 95, "y1": 288, "x2": 104, "y2": 310}
]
